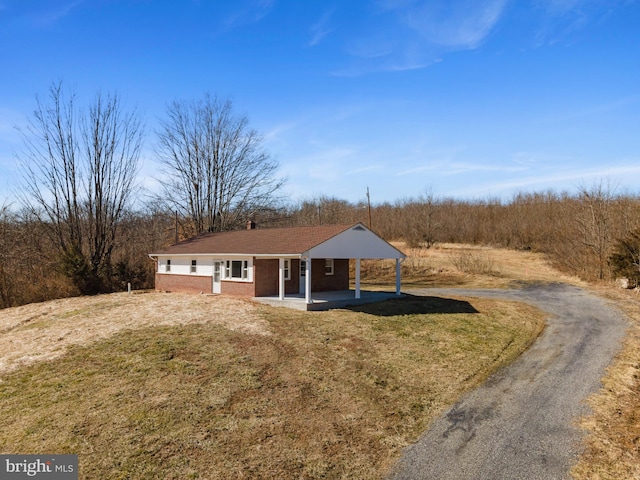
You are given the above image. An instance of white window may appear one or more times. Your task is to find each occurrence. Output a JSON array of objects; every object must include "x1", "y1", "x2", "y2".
[
  {"x1": 166, "y1": 259, "x2": 171, "y2": 272},
  {"x1": 325, "y1": 259, "x2": 334, "y2": 275},
  {"x1": 283, "y1": 259, "x2": 291, "y2": 280},
  {"x1": 190, "y1": 259, "x2": 197, "y2": 273},
  {"x1": 242, "y1": 260, "x2": 249, "y2": 279},
  {"x1": 225, "y1": 260, "x2": 249, "y2": 280}
]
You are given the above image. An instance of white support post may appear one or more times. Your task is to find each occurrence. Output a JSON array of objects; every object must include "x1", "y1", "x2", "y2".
[
  {"x1": 278, "y1": 258, "x2": 285, "y2": 300},
  {"x1": 355, "y1": 258, "x2": 361, "y2": 299},
  {"x1": 305, "y1": 258, "x2": 312, "y2": 304},
  {"x1": 395, "y1": 258, "x2": 402, "y2": 296}
]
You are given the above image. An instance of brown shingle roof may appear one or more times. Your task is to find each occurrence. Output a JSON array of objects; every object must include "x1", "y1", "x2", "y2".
[{"x1": 150, "y1": 224, "x2": 356, "y2": 256}]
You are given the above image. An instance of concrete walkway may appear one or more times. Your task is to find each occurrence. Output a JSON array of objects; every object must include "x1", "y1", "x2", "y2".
[{"x1": 388, "y1": 284, "x2": 628, "y2": 480}]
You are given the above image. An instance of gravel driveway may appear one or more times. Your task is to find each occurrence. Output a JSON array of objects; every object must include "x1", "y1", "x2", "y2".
[{"x1": 388, "y1": 283, "x2": 628, "y2": 480}]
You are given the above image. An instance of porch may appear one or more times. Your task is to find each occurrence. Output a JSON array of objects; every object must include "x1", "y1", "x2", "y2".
[{"x1": 253, "y1": 289, "x2": 402, "y2": 311}]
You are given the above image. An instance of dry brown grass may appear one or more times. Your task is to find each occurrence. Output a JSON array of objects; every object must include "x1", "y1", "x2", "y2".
[
  {"x1": 359, "y1": 242, "x2": 586, "y2": 289},
  {"x1": 571, "y1": 284, "x2": 640, "y2": 480},
  {"x1": 0, "y1": 292, "x2": 268, "y2": 375},
  {"x1": 0, "y1": 288, "x2": 544, "y2": 478}
]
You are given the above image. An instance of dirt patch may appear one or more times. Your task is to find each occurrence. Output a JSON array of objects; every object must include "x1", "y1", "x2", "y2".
[{"x1": 0, "y1": 292, "x2": 269, "y2": 375}]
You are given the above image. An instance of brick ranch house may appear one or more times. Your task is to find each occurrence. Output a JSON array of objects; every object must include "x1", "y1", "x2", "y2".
[{"x1": 149, "y1": 222, "x2": 405, "y2": 305}]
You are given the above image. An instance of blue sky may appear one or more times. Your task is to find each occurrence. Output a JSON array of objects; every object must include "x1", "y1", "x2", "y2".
[{"x1": 1, "y1": 0, "x2": 639, "y2": 206}]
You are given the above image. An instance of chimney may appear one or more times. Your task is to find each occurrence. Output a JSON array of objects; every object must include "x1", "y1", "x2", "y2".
[{"x1": 247, "y1": 220, "x2": 256, "y2": 230}]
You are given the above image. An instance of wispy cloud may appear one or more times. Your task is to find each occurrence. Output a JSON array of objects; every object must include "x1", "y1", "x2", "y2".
[
  {"x1": 397, "y1": 160, "x2": 526, "y2": 177},
  {"x1": 0, "y1": 108, "x2": 26, "y2": 143},
  {"x1": 538, "y1": 0, "x2": 584, "y2": 15},
  {"x1": 308, "y1": 9, "x2": 335, "y2": 47},
  {"x1": 263, "y1": 120, "x2": 302, "y2": 146},
  {"x1": 539, "y1": 95, "x2": 640, "y2": 124},
  {"x1": 31, "y1": 1, "x2": 84, "y2": 27},
  {"x1": 446, "y1": 160, "x2": 640, "y2": 198},
  {"x1": 532, "y1": 0, "x2": 635, "y2": 45},
  {"x1": 337, "y1": 0, "x2": 509, "y2": 75},
  {"x1": 399, "y1": 0, "x2": 510, "y2": 49},
  {"x1": 347, "y1": 164, "x2": 384, "y2": 175},
  {"x1": 223, "y1": 0, "x2": 275, "y2": 30}
]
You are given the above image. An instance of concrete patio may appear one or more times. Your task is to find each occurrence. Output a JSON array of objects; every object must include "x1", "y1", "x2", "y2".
[{"x1": 253, "y1": 289, "x2": 402, "y2": 311}]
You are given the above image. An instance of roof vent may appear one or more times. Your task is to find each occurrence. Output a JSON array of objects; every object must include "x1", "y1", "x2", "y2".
[{"x1": 247, "y1": 220, "x2": 256, "y2": 230}]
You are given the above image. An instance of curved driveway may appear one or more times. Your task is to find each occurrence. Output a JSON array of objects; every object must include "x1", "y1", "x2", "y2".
[{"x1": 388, "y1": 283, "x2": 628, "y2": 480}]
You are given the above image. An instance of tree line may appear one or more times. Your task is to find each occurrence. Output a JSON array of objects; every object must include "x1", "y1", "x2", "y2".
[
  {"x1": 2, "y1": 82, "x2": 639, "y2": 309},
  {"x1": 4, "y1": 181, "x2": 640, "y2": 309}
]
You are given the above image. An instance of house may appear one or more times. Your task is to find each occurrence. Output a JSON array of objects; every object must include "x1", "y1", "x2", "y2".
[{"x1": 148, "y1": 222, "x2": 405, "y2": 308}]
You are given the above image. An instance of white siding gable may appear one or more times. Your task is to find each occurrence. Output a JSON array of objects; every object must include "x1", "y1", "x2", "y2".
[{"x1": 306, "y1": 224, "x2": 405, "y2": 259}]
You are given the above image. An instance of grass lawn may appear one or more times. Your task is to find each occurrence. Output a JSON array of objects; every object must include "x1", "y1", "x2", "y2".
[{"x1": 0, "y1": 291, "x2": 543, "y2": 479}]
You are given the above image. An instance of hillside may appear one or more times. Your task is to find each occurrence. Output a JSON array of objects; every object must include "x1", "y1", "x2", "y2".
[
  {"x1": 0, "y1": 244, "x2": 637, "y2": 478},
  {"x1": 0, "y1": 262, "x2": 544, "y2": 478}
]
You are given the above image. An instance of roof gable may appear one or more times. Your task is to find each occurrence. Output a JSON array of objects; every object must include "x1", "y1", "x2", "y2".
[{"x1": 306, "y1": 224, "x2": 405, "y2": 259}]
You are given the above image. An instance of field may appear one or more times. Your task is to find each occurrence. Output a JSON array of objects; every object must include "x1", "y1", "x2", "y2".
[
  {"x1": 359, "y1": 241, "x2": 586, "y2": 289},
  {"x1": 0, "y1": 244, "x2": 637, "y2": 478}
]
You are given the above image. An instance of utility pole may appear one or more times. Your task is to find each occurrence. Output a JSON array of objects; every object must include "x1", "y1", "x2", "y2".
[{"x1": 366, "y1": 186, "x2": 372, "y2": 229}]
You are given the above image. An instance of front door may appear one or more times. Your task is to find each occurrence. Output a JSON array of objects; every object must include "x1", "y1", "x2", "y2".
[
  {"x1": 299, "y1": 259, "x2": 306, "y2": 294},
  {"x1": 213, "y1": 261, "x2": 222, "y2": 294}
]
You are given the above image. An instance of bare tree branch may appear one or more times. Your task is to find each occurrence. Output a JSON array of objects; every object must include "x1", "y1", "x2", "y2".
[
  {"x1": 155, "y1": 94, "x2": 285, "y2": 235},
  {"x1": 16, "y1": 81, "x2": 143, "y2": 294}
]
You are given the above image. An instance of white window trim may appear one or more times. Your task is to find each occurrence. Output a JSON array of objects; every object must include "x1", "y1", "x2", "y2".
[
  {"x1": 165, "y1": 259, "x2": 171, "y2": 273},
  {"x1": 242, "y1": 260, "x2": 249, "y2": 279},
  {"x1": 223, "y1": 259, "x2": 252, "y2": 282},
  {"x1": 284, "y1": 259, "x2": 291, "y2": 280},
  {"x1": 190, "y1": 259, "x2": 197, "y2": 274},
  {"x1": 325, "y1": 258, "x2": 334, "y2": 276}
]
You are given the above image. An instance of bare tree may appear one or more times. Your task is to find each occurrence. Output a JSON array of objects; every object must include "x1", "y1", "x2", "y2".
[
  {"x1": 575, "y1": 180, "x2": 617, "y2": 280},
  {"x1": 0, "y1": 203, "x2": 19, "y2": 307},
  {"x1": 155, "y1": 94, "x2": 285, "y2": 235},
  {"x1": 17, "y1": 82, "x2": 143, "y2": 294}
]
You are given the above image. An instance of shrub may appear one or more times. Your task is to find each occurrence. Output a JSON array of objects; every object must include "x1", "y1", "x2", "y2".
[{"x1": 610, "y1": 228, "x2": 640, "y2": 287}]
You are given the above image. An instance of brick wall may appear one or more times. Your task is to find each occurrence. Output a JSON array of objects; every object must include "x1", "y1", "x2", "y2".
[
  {"x1": 155, "y1": 273, "x2": 212, "y2": 294},
  {"x1": 254, "y1": 259, "x2": 277, "y2": 297},
  {"x1": 309, "y1": 258, "x2": 350, "y2": 292},
  {"x1": 155, "y1": 258, "x2": 349, "y2": 296},
  {"x1": 220, "y1": 280, "x2": 255, "y2": 297},
  {"x1": 254, "y1": 258, "x2": 300, "y2": 296}
]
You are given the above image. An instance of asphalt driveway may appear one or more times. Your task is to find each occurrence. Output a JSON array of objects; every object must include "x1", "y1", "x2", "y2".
[{"x1": 388, "y1": 283, "x2": 628, "y2": 480}]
